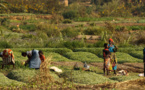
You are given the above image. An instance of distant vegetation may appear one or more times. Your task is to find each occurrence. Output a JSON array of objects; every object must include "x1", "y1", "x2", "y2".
[{"x1": 0, "y1": 0, "x2": 144, "y2": 17}]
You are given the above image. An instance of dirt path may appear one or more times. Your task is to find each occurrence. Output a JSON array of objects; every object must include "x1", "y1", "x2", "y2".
[
  {"x1": 52, "y1": 61, "x2": 144, "y2": 73},
  {"x1": 58, "y1": 22, "x2": 145, "y2": 29}
]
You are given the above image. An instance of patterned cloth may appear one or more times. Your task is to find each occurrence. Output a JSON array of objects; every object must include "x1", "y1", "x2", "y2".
[
  {"x1": 104, "y1": 57, "x2": 112, "y2": 70},
  {"x1": 103, "y1": 49, "x2": 112, "y2": 70},
  {"x1": 1, "y1": 49, "x2": 15, "y2": 65},
  {"x1": 110, "y1": 53, "x2": 117, "y2": 70}
]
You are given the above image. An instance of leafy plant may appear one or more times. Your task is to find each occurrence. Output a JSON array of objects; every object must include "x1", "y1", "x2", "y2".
[{"x1": 62, "y1": 10, "x2": 78, "y2": 19}]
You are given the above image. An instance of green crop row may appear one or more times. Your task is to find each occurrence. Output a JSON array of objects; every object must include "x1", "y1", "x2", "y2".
[
  {"x1": 129, "y1": 51, "x2": 143, "y2": 59},
  {"x1": 10, "y1": 48, "x2": 72, "y2": 55},
  {"x1": 64, "y1": 52, "x2": 103, "y2": 63},
  {"x1": 0, "y1": 72, "x2": 25, "y2": 87}
]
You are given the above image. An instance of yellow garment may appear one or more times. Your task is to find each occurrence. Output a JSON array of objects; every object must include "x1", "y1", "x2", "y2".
[{"x1": 110, "y1": 53, "x2": 117, "y2": 64}]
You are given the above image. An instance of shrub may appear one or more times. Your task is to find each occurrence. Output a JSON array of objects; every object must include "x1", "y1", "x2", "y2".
[
  {"x1": 63, "y1": 19, "x2": 72, "y2": 24},
  {"x1": 94, "y1": 41, "x2": 105, "y2": 47},
  {"x1": 83, "y1": 27, "x2": 104, "y2": 35},
  {"x1": 19, "y1": 24, "x2": 36, "y2": 31},
  {"x1": 9, "y1": 26, "x2": 17, "y2": 30},
  {"x1": 61, "y1": 27, "x2": 79, "y2": 37},
  {"x1": 0, "y1": 18, "x2": 10, "y2": 26},
  {"x1": 21, "y1": 34, "x2": 34, "y2": 39},
  {"x1": 127, "y1": 26, "x2": 145, "y2": 30},
  {"x1": 62, "y1": 10, "x2": 78, "y2": 19}
]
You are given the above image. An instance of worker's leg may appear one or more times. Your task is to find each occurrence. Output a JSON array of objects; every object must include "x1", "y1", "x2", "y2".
[{"x1": 114, "y1": 70, "x2": 116, "y2": 75}]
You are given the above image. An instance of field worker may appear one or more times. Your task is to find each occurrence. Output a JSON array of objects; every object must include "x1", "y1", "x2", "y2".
[
  {"x1": 103, "y1": 43, "x2": 112, "y2": 75},
  {"x1": 108, "y1": 39, "x2": 118, "y2": 75},
  {"x1": 39, "y1": 50, "x2": 45, "y2": 63},
  {"x1": 0, "y1": 49, "x2": 15, "y2": 69},
  {"x1": 21, "y1": 49, "x2": 42, "y2": 69}
]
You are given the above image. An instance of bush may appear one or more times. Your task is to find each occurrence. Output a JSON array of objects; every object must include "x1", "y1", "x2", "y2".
[
  {"x1": 63, "y1": 19, "x2": 72, "y2": 24},
  {"x1": 61, "y1": 28, "x2": 79, "y2": 37},
  {"x1": 9, "y1": 26, "x2": 17, "y2": 30},
  {"x1": 19, "y1": 24, "x2": 36, "y2": 31},
  {"x1": 127, "y1": 26, "x2": 145, "y2": 30},
  {"x1": 0, "y1": 18, "x2": 10, "y2": 26},
  {"x1": 62, "y1": 10, "x2": 78, "y2": 19},
  {"x1": 83, "y1": 27, "x2": 104, "y2": 35},
  {"x1": 94, "y1": 41, "x2": 105, "y2": 47},
  {"x1": 21, "y1": 34, "x2": 34, "y2": 39}
]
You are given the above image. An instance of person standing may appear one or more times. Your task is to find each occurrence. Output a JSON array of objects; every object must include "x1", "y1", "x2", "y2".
[
  {"x1": 103, "y1": 43, "x2": 112, "y2": 75},
  {"x1": 108, "y1": 39, "x2": 118, "y2": 75}
]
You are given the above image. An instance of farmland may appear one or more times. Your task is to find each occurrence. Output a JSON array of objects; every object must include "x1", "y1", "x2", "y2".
[
  {"x1": 0, "y1": 0, "x2": 145, "y2": 89},
  {"x1": 0, "y1": 14, "x2": 145, "y2": 89},
  {"x1": 0, "y1": 47, "x2": 144, "y2": 89},
  {"x1": 0, "y1": 15, "x2": 145, "y2": 89}
]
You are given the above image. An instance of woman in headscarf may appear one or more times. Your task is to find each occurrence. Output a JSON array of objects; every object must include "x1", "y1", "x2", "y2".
[
  {"x1": 0, "y1": 49, "x2": 15, "y2": 69},
  {"x1": 22, "y1": 49, "x2": 44, "y2": 69},
  {"x1": 108, "y1": 39, "x2": 118, "y2": 75}
]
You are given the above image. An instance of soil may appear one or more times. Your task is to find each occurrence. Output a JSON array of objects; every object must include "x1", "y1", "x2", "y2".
[{"x1": 52, "y1": 61, "x2": 144, "y2": 73}]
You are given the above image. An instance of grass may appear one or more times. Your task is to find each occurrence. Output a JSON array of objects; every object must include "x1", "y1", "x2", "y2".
[
  {"x1": 74, "y1": 17, "x2": 114, "y2": 22},
  {"x1": 109, "y1": 73, "x2": 141, "y2": 82},
  {"x1": 0, "y1": 72, "x2": 25, "y2": 87},
  {"x1": 61, "y1": 70, "x2": 117, "y2": 85},
  {"x1": 64, "y1": 52, "x2": 103, "y2": 63},
  {"x1": 116, "y1": 52, "x2": 142, "y2": 63},
  {"x1": 129, "y1": 51, "x2": 143, "y2": 59},
  {"x1": 7, "y1": 69, "x2": 37, "y2": 83},
  {"x1": 45, "y1": 52, "x2": 73, "y2": 62},
  {"x1": 0, "y1": 13, "x2": 47, "y2": 16}
]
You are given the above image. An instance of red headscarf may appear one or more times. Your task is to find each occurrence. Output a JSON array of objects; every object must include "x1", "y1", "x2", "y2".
[{"x1": 109, "y1": 38, "x2": 113, "y2": 42}]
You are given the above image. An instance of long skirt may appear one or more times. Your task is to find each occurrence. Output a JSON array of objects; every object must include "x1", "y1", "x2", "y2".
[
  {"x1": 2, "y1": 57, "x2": 15, "y2": 65},
  {"x1": 110, "y1": 53, "x2": 117, "y2": 70},
  {"x1": 104, "y1": 57, "x2": 112, "y2": 70}
]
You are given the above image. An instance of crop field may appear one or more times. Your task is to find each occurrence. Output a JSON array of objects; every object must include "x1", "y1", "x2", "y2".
[
  {"x1": 1, "y1": 0, "x2": 145, "y2": 89},
  {"x1": 0, "y1": 47, "x2": 144, "y2": 89}
]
